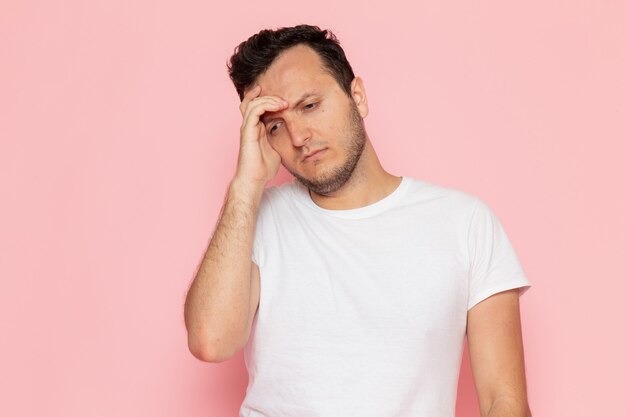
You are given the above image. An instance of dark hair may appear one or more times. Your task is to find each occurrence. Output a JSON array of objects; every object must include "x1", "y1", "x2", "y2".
[{"x1": 227, "y1": 24, "x2": 355, "y2": 101}]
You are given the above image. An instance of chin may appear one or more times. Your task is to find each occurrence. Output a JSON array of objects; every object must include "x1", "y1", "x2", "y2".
[{"x1": 291, "y1": 168, "x2": 353, "y2": 195}]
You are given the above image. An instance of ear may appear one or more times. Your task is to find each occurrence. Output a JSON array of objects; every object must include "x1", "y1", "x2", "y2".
[{"x1": 350, "y1": 76, "x2": 369, "y2": 118}]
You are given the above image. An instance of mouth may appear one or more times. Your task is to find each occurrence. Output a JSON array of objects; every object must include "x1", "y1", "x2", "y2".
[{"x1": 302, "y1": 148, "x2": 328, "y2": 162}]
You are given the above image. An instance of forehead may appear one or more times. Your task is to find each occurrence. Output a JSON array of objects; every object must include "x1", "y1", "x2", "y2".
[{"x1": 255, "y1": 44, "x2": 337, "y2": 99}]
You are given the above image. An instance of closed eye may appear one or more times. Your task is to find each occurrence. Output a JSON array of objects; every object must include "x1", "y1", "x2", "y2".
[{"x1": 303, "y1": 102, "x2": 318, "y2": 110}]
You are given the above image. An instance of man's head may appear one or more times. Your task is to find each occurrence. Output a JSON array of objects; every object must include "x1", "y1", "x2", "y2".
[
  {"x1": 227, "y1": 25, "x2": 370, "y2": 195},
  {"x1": 227, "y1": 25, "x2": 355, "y2": 102}
]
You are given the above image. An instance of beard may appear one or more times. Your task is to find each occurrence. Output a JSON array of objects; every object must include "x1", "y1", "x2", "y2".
[{"x1": 287, "y1": 100, "x2": 367, "y2": 195}]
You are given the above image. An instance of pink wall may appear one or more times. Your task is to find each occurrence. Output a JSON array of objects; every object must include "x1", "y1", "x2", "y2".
[{"x1": 2, "y1": 1, "x2": 624, "y2": 416}]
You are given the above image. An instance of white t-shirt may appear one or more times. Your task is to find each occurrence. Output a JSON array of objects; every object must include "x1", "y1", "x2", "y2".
[{"x1": 239, "y1": 176, "x2": 531, "y2": 417}]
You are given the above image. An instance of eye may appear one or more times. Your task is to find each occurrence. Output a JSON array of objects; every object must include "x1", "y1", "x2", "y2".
[
  {"x1": 268, "y1": 122, "x2": 282, "y2": 135},
  {"x1": 303, "y1": 102, "x2": 318, "y2": 111}
]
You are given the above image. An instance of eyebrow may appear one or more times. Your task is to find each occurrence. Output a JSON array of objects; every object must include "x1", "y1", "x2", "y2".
[{"x1": 260, "y1": 92, "x2": 319, "y2": 124}]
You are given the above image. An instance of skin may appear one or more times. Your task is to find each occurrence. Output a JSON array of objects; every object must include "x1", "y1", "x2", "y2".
[
  {"x1": 240, "y1": 43, "x2": 402, "y2": 210},
  {"x1": 467, "y1": 288, "x2": 532, "y2": 417},
  {"x1": 191, "y1": 43, "x2": 531, "y2": 416}
]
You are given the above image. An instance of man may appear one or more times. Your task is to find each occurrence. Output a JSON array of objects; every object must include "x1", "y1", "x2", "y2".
[{"x1": 184, "y1": 25, "x2": 532, "y2": 417}]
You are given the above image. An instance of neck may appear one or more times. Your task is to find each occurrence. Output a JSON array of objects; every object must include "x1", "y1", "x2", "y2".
[{"x1": 308, "y1": 139, "x2": 402, "y2": 210}]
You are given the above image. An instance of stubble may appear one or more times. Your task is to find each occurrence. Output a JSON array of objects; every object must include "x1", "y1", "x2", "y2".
[{"x1": 289, "y1": 101, "x2": 366, "y2": 195}]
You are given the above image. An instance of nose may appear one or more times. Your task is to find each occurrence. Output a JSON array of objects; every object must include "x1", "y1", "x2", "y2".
[{"x1": 286, "y1": 117, "x2": 311, "y2": 147}]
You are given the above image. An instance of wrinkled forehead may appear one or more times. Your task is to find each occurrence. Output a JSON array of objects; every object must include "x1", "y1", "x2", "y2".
[{"x1": 247, "y1": 45, "x2": 337, "y2": 100}]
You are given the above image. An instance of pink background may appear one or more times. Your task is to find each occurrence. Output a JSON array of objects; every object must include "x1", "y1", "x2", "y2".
[{"x1": 2, "y1": 1, "x2": 625, "y2": 416}]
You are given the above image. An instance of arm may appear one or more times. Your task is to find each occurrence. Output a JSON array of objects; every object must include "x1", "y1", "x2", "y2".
[
  {"x1": 466, "y1": 288, "x2": 532, "y2": 417},
  {"x1": 184, "y1": 179, "x2": 264, "y2": 362},
  {"x1": 184, "y1": 85, "x2": 287, "y2": 362}
]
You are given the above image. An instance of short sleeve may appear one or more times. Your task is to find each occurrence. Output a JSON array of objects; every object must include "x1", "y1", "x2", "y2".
[{"x1": 466, "y1": 197, "x2": 531, "y2": 310}]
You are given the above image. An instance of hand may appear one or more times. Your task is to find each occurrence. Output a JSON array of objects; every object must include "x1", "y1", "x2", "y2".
[{"x1": 234, "y1": 85, "x2": 288, "y2": 185}]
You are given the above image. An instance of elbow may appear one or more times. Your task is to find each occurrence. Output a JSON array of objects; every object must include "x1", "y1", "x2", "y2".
[
  {"x1": 483, "y1": 396, "x2": 532, "y2": 417},
  {"x1": 187, "y1": 334, "x2": 238, "y2": 363}
]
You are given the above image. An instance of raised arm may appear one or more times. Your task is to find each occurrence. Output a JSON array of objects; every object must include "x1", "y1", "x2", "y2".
[{"x1": 183, "y1": 86, "x2": 287, "y2": 362}]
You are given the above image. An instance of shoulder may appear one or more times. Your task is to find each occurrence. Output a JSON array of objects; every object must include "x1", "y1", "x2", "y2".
[
  {"x1": 255, "y1": 178, "x2": 304, "y2": 216},
  {"x1": 260, "y1": 178, "x2": 301, "y2": 203},
  {"x1": 401, "y1": 176, "x2": 480, "y2": 216}
]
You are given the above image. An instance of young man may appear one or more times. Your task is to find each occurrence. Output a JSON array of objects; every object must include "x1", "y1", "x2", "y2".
[{"x1": 184, "y1": 25, "x2": 532, "y2": 417}]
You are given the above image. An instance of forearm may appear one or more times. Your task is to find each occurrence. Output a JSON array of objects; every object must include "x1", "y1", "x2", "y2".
[
  {"x1": 184, "y1": 177, "x2": 264, "y2": 360},
  {"x1": 486, "y1": 396, "x2": 532, "y2": 417}
]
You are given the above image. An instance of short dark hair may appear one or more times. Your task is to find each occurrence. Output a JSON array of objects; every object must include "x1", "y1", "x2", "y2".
[{"x1": 227, "y1": 24, "x2": 355, "y2": 101}]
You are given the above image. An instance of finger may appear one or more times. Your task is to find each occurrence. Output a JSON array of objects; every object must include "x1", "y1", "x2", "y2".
[
  {"x1": 240, "y1": 100, "x2": 287, "y2": 143},
  {"x1": 239, "y1": 85, "x2": 261, "y2": 116},
  {"x1": 242, "y1": 96, "x2": 288, "y2": 126}
]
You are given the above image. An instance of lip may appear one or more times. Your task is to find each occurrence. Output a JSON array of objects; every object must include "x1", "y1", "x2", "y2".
[{"x1": 303, "y1": 148, "x2": 327, "y2": 162}]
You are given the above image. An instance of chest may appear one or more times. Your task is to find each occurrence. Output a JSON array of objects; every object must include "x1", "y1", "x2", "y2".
[{"x1": 257, "y1": 210, "x2": 469, "y2": 340}]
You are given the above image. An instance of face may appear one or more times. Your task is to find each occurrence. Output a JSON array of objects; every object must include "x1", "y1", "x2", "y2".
[{"x1": 252, "y1": 44, "x2": 369, "y2": 195}]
